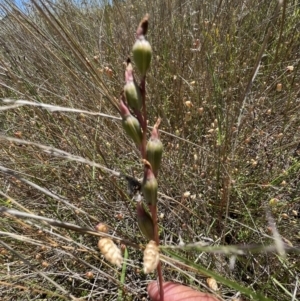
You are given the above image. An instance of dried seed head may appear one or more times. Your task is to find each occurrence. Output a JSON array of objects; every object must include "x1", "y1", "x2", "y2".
[
  {"x1": 277, "y1": 133, "x2": 283, "y2": 139},
  {"x1": 142, "y1": 160, "x2": 158, "y2": 206},
  {"x1": 198, "y1": 107, "x2": 204, "y2": 115},
  {"x1": 98, "y1": 238, "x2": 123, "y2": 267},
  {"x1": 251, "y1": 160, "x2": 258, "y2": 167},
  {"x1": 143, "y1": 240, "x2": 159, "y2": 274},
  {"x1": 85, "y1": 271, "x2": 94, "y2": 279},
  {"x1": 206, "y1": 278, "x2": 218, "y2": 291},
  {"x1": 185, "y1": 112, "x2": 192, "y2": 121},
  {"x1": 116, "y1": 213, "x2": 124, "y2": 220},
  {"x1": 137, "y1": 201, "x2": 154, "y2": 240},
  {"x1": 95, "y1": 223, "x2": 109, "y2": 233},
  {"x1": 40, "y1": 245, "x2": 47, "y2": 251},
  {"x1": 14, "y1": 131, "x2": 22, "y2": 138},
  {"x1": 276, "y1": 83, "x2": 282, "y2": 92},
  {"x1": 104, "y1": 66, "x2": 113, "y2": 77},
  {"x1": 42, "y1": 261, "x2": 49, "y2": 268},
  {"x1": 244, "y1": 137, "x2": 251, "y2": 144},
  {"x1": 185, "y1": 100, "x2": 193, "y2": 108},
  {"x1": 183, "y1": 191, "x2": 191, "y2": 198}
]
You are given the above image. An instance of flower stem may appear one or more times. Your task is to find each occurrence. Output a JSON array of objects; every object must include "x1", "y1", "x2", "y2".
[
  {"x1": 150, "y1": 204, "x2": 164, "y2": 301},
  {"x1": 140, "y1": 76, "x2": 147, "y2": 159}
]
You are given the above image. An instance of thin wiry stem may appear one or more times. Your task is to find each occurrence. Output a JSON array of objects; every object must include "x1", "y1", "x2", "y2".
[
  {"x1": 0, "y1": 205, "x2": 141, "y2": 249},
  {"x1": 233, "y1": 0, "x2": 284, "y2": 155},
  {"x1": 140, "y1": 76, "x2": 147, "y2": 159},
  {"x1": 0, "y1": 240, "x2": 77, "y2": 300}
]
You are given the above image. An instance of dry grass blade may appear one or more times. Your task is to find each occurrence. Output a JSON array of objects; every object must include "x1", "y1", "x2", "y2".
[
  {"x1": 0, "y1": 240, "x2": 77, "y2": 300},
  {"x1": 30, "y1": 0, "x2": 119, "y2": 111},
  {"x1": 0, "y1": 139, "x2": 121, "y2": 178},
  {"x1": 0, "y1": 99, "x2": 121, "y2": 119}
]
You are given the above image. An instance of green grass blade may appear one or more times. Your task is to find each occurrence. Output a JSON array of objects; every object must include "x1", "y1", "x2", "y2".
[
  {"x1": 118, "y1": 246, "x2": 128, "y2": 301},
  {"x1": 165, "y1": 249, "x2": 274, "y2": 301}
]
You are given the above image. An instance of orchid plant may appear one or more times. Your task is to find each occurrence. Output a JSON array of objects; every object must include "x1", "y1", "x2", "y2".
[{"x1": 98, "y1": 14, "x2": 165, "y2": 301}]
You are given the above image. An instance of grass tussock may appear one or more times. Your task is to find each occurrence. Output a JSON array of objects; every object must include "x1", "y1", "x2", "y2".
[{"x1": 0, "y1": 0, "x2": 300, "y2": 300}]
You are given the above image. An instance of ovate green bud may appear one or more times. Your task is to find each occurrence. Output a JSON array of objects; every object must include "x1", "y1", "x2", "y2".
[
  {"x1": 124, "y1": 81, "x2": 142, "y2": 111},
  {"x1": 132, "y1": 38, "x2": 152, "y2": 76},
  {"x1": 146, "y1": 139, "x2": 163, "y2": 176},
  {"x1": 142, "y1": 165, "x2": 158, "y2": 206},
  {"x1": 146, "y1": 125, "x2": 163, "y2": 176},
  {"x1": 137, "y1": 202, "x2": 154, "y2": 240},
  {"x1": 122, "y1": 115, "x2": 143, "y2": 145}
]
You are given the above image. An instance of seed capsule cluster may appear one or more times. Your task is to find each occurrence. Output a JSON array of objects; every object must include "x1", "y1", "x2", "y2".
[
  {"x1": 143, "y1": 240, "x2": 159, "y2": 274},
  {"x1": 98, "y1": 238, "x2": 123, "y2": 268}
]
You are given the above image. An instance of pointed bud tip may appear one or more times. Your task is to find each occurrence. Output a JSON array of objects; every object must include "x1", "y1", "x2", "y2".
[
  {"x1": 150, "y1": 118, "x2": 162, "y2": 140},
  {"x1": 151, "y1": 126, "x2": 159, "y2": 139},
  {"x1": 137, "y1": 14, "x2": 149, "y2": 37},
  {"x1": 119, "y1": 98, "x2": 130, "y2": 117},
  {"x1": 142, "y1": 159, "x2": 151, "y2": 167}
]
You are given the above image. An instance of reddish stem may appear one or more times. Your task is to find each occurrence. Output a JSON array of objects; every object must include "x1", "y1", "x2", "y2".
[
  {"x1": 142, "y1": 73, "x2": 164, "y2": 301},
  {"x1": 140, "y1": 76, "x2": 147, "y2": 159},
  {"x1": 150, "y1": 204, "x2": 164, "y2": 301},
  {"x1": 135, "y1": 110, "x2": 146, "y2": 158}
]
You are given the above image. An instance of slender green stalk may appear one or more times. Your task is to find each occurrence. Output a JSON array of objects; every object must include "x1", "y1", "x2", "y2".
[{"x1": 117, "y1": 246, "x2": 128, "y2": 301}]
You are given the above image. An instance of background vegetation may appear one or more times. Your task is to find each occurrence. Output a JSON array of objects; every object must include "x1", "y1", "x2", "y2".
[{"x1": 0, "y1": 0, "x2": 299, "y2": 300}]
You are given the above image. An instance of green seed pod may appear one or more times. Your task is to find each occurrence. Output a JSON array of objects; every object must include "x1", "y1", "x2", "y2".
[
  {"x1": 132, "y1": 38, "x2": 152, "y2": 76},
  {"x1": 122, "y1": 114, "x2": 143, "y2": 146},
  {"x1": 137, "y1": 201, "x2": 154, "y2": 240},
  {"x1": 119, "y1": 99, "x2": 143, "y2": 145},
  {"x1": 146, "y1": 127, "x2": 163, "y2": 176},
  {"x1": 142, "y1": 163, "x2": 158, "y2": 206},
  {"x1": 124, "y1": 80, "x2": 142, "y2": 111}
]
